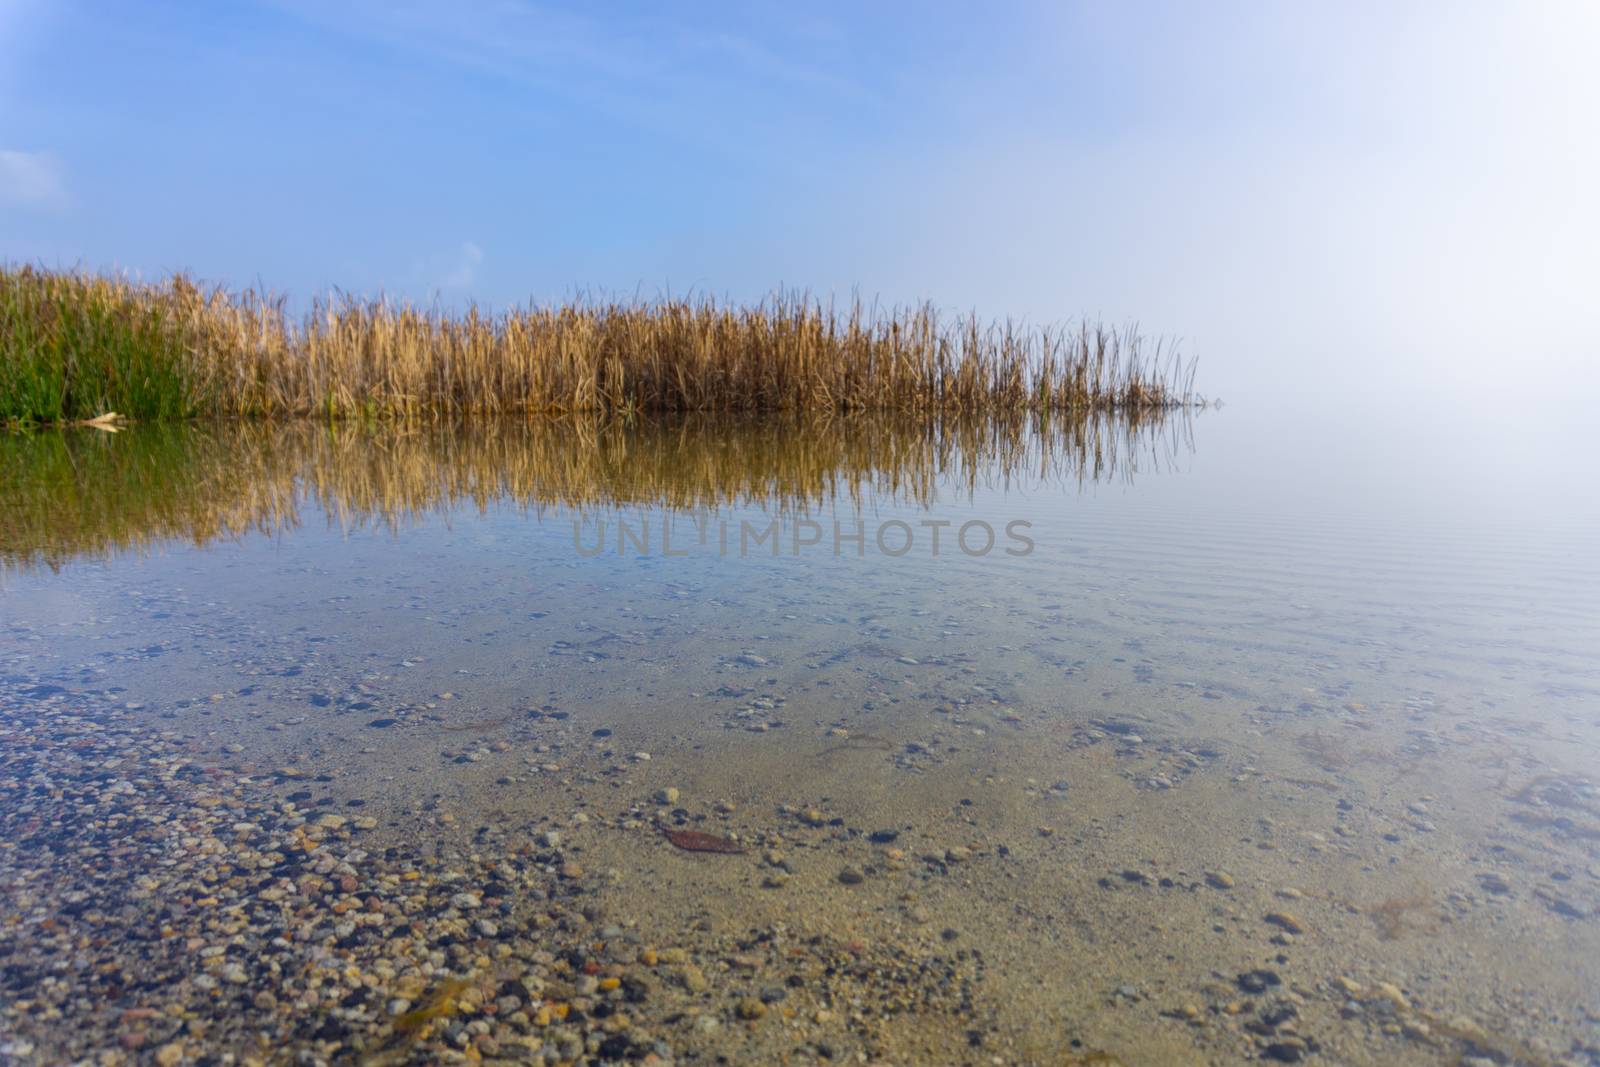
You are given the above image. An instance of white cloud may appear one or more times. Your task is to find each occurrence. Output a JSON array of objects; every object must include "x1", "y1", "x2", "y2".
[
  {"x1": 0, "y1": 148, "x2": 66, "y2": 208},
  {"x1": 440, "y1": 241, "x2": 483, "y2": 289}
]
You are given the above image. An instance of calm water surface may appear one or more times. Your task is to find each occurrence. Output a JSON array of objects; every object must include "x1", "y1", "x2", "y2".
[{"x1": 1, "y1": 406, "x2": 1596, "y2": 1066}]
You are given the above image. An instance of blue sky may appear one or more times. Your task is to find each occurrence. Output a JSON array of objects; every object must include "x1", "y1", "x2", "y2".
[{"x1": 2, "y1": 1, "x2": 1597, "y2": 405}]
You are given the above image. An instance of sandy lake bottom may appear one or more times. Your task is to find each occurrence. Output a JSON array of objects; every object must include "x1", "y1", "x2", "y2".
[{"x1": 2, "y1": 408, "x2": 1597, "y2": 1066}]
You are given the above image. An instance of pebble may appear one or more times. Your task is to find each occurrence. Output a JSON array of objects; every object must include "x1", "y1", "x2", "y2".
[
  {"x1": 4, "y1": 665, "x2": 1545, "y2": 1066},
  {"x1": 1264, "y1": 911, "x2": 1306, "y2": 935},
  {"x1": 655, "y1": 787, "x2": 680, "y2": 805},
  {"x1": 1373, "y1": 981, "x2": 1409, "y2": 1010},
  {"x1": 1236, "y1": 970, "x2": 1281, "y2": 994},
  {"x1": 1205, "y1": 871, "x2": 1235, "y2": 890},
  {"x1": 1263, "y1": 1038, "x2": 1307, "y2": 1062}
]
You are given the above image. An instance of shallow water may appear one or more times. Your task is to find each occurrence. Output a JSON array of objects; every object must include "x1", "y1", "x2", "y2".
[{"x1": 2, "y1": 407, "x2": 1598, "y2": 1066}]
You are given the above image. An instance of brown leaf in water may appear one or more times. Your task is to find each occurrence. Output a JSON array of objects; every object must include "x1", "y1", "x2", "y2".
[{"x1": 660, "y1": 827, "x2": 747, "y2": 854}]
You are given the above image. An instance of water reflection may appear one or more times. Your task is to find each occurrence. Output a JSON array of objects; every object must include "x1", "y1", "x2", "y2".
[
  {"x1": 3, "y1": 405, "x2": 1599, "y2": 1065},
  {"x1": 0, "y1": 410, "x2": 1193, "y2": 570}
]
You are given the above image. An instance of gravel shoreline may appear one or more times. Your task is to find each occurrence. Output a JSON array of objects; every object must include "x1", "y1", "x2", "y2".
[
  {"x1": 5, "y1": 667, "x2": 1599, "y2": 1066},
  {"x1": 0, "y1": 687, "x2": 992, "y2": 1066}
]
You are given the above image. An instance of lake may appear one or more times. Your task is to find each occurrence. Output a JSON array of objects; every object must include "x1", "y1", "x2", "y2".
[{"x1": 2, "y1": 404, "x2": 1597, "y2": 1066}]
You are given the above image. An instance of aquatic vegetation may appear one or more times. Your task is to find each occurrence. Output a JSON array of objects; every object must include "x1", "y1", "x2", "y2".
[
  {"x1": 660, "y1": 826, "x2": 748, "y2": 853},
  {"x1": 0, "y1": 265, "x2": 1200, "y2": 423}
]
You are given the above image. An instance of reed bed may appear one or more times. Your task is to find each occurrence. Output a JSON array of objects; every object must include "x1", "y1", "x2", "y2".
[
  {"x1": 1, "y1": 266, "x2": 1198, "y2": 424},
  {"x1": 0, "y1": 411, "x2": 1190, "y2": 571}
]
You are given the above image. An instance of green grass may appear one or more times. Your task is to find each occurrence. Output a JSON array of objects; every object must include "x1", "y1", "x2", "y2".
[{"x1": 0, "y1": 266, "x2": 209, "y2": 424}]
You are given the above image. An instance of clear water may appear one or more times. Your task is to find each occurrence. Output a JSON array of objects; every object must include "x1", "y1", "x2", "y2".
[{"x1": 2, "y1": 405, "x2": 1597, "y2": 1065}]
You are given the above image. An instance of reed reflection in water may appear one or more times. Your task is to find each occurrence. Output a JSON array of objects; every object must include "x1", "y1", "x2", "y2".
[{"x1": 0, "y1": 410, "x2": 1194, "y2": 571}]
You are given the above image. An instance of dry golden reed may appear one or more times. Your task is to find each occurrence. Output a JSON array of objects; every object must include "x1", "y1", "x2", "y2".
[{"x1": 1, "y1": 266, "x2": 1199, "y2": 423}]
